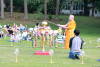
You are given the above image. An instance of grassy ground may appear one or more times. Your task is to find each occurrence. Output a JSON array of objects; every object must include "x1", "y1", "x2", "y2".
[{"x1": 0, "y1": 12, "x2": 100, "y2": 67}]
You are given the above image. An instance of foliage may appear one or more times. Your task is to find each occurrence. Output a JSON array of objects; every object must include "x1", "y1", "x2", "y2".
[
  {"x1": 4, "y1": 0, "x2": 10, "y2": 10},
  {"x1": 13, "y1": 0, "x2": 22, "y2": 11},
  {"x1": 0, "y1": 16, "x2": 2, "y2": 20},
  {"x1": 59, "y1": 18, "x2": 62, "y2": 21},
  {"x1": 96, "y1": 0, "x2": 100, "y2": 11},
  {"x1": 18, "y1": 16, "x2": 20, "y2": 18},
  {"x1": 48, "y1": 14, "x2": 52, "y2": 20}
]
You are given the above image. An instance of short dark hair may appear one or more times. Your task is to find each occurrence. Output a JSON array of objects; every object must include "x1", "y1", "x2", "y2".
[{"x1": 74, "y1": 29, "x2": 80, "y2": 36}]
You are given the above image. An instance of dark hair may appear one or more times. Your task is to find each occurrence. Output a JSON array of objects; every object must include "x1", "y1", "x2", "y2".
[
  {"x1": 36, "y1": 23, "x2": 39, "y2": 26},
  {"x1": 74, "y1": 29, "x2": 80, "y2": 36}
]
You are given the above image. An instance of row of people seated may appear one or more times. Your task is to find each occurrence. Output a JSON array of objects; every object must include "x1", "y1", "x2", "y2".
[
  {"x1": 0, "y1": 23, "x2": 31, "y2": 41},
  {"x1": 3, "y1": 23, "x2": 29, "y2": 36},
  {"x1": 10, "y1": 31, "x2": 31, "y2": 42}
]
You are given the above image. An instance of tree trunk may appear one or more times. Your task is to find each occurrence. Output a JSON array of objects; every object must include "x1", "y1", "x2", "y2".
[
  {"x1": 1, "y1": 0, "x2": 4, "y2": 18},
  {"x1": 92, "y1": 0, "x2": 95, "y2": 17},
  {"x1": 44, "y1": 0, "x2": 47, "y2": 20},
  {"x1": 55, "y1": 0, "x2": 60, "y2": 19},
  {"x1": 10, "y1": 0, "x2": 13, "y2": 17},
  {"x1": 24, "y1": 0, "x2": 28, "y2": 19},
  {"x1": 70, "y1": 0, "x2": 74, "y2": 15},
  {"x1": 67, "y1": 0, "x2": 74, "y2": 23},
  {"x1": 84, "y1": 0, "x2": 88, "y2": 16},
  {"x1": 21, "y1": 0, "x2": 24, "y2": 13}
]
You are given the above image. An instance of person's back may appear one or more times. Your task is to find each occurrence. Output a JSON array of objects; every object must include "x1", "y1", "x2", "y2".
[
  {"x1": 70, "y1": 36, "x2": 82, "y2": 53},
  {"x1": 69, "y1": 29, "x2": 84, "y2": 60}
]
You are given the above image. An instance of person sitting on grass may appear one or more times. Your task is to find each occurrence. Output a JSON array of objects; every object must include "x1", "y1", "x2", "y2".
[
  {"x1": 20, "y1": 23, "x2": 24, "y2": 33},
  {"x1": 24, "y1": 25, "x2": 29, "y2": 32},
  {"x1": 69, "y1": 29, "x2": 84, "y2": 60},
  {"x1": 12, "y1": 23, "x2": 16, "y2": 31},
  {"x1": 22, "y1": 29, "x2": 27, "y2": 40},
  {"x1": 26, "y1": 32, "x2": 31, "y2": 41},
  {"x1": 0, "y1": 24, "x2": 2, "y2": 28},
  {"x1": 11, "y1": 33, "x2": 17, "y2": 42},
  {"x1": 15, "y1": 24, "x2": 20, "y2": 33},
  {"x1": 16, "y1": 31, "x2": 22, "y2": 41},
  {"x1": 7, "y1": 27, "x2": 13, "y2": 37},
  {"x1": 0, "y1": 28, "x2": 4, "y2": 38},
  {"x1": 5, "y1": 23, "x2": 10, "y2": 35}
]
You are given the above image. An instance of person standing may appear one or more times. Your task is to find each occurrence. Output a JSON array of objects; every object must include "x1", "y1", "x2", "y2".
[{"x1": 57, "y1": 15, "x2": 76, "y2": 49}]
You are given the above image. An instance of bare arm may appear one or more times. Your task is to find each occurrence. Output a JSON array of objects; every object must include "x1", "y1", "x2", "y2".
[{"x1": 57, "y1": 24, "x2": 69, "y2": 29}]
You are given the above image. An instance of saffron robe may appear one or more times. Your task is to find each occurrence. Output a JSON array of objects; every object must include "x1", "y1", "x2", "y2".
[{"x1": 65, "y1": 20, "x2": 76, "y2": 49}]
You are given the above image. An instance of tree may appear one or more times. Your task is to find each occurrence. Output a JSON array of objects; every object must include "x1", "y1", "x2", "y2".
[
  {"x1": 10, "y1": 0, "x2": 13, "y2": 17},
  {"x1": 84, "y1": 0, "x2": 88, "y2": 16},
  {"x1": 24, "y1": 0, "x2": 28, "y2": 19},
  {"x1": 88, "y1": 0, "x2": 99, "y2": 17},
  {"x1": 44, "y1": 0, "x2": 47, "y2": 19},
  {"x1": 1, "y1": 0, "x2": 4, "y2": 18},
  {"x1": 70, "y1": 0, "x2": 74, "y2": 15},
  {"x1": 96, "y1": 0, "x2": 100, "y2": 11},
  {"x1": 13, "y1": 0, "x2": 22, "y2": 12},
  {"x1": 55, "y1": 0, "x2": 60, "y2": 19},
  {"x1": 92, "y1": 0, "x2": 95, "y2": 17}
]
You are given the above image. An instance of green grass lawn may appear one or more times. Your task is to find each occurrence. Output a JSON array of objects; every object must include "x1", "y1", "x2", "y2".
[{"x1": 0, "y1": 12, "x2": 100, "y2": 67}]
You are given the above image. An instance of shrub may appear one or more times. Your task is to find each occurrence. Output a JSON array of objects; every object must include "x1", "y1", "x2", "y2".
[
  {"x1": 0, "y1": 17, "x2": 2, "y2": 20},
  {"x1": 59, "y1": 18, "x2": 62, "y2": 21},
  {"x1": 18, "y1": 16, "x2": 20, "y2": 18},
  {"x1": 48, "y1": 14, "x2": 52, "y2": 20}
]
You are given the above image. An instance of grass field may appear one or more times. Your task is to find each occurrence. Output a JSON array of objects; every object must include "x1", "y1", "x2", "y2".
[{"x1": 0, "y1": 12, "x2": 100, "y2": 67}]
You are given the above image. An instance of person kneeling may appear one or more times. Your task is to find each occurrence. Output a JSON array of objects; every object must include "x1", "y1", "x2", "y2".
[{"x1": 69, "y1": 29, "x2": 84, "y2": 60}]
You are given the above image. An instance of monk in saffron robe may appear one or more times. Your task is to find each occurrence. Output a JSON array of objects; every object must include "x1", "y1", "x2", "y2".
[{"x1": 57, "y1": 15, "x2": 76, "y2": 49}]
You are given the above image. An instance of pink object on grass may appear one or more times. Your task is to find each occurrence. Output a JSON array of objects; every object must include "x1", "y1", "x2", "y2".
[{"x1": 35, "y1": 51, "x2": 50, "y2": 55}]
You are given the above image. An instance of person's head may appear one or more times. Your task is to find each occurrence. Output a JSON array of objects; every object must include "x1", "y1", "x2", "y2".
[
  {"x1": 25, "y1": 25, "x2": 27, "y2": 28},
  {"x1": 20, "y1": 23, "x2": 22, "y2": 26},
  {"x1": 28, "y1": 32, "x2": 30, "y2": 35},
  {"x1": 9, "y1": 27, "x2": 12, "y2": 30},
  {"x1": 16, "y1": 24, "x2": 18, "y2": 27},
  {"x1": 17, "y1": 31, "x2": 20, "y2": 34},
  {"x1": 69, "y1": 15, "x2": 74, "y2": 21},
  {"x1": 24, "y1": 29, "x2": 26, "y2": 32},
  {"x1": 59, "y1": 33, "x2": 61, "y2": 36},
  {"x1": 74, "y1": 29, "x2": 80, "y2": 36},
  {"x1": 7, "y1": 23, "x2": 9, "y2": 26},
  {"x1": 14, "y1": 23, "x2": 15, "y2": 26}
]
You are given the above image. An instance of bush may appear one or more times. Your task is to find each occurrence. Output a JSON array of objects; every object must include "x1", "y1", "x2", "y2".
[
  {"x1": 59, "y1": 18, "x2": 62, "y2": 21},
  {"x1": 18, "y1": 16, "x2": 20, "y2": 18},
  {"x1": 38, "y1": 17, "x2": 40, "y2": 20},
  {"x1": 0, "y1": 17, "x2": 2, "y2": 20},
  {"x1": 48, "y1": 14, "x2": 52, "y2": 20}
]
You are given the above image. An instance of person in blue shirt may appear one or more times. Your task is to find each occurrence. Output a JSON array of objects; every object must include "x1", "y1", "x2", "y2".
[
  {"x1": 69, "y1": 29, "x2": 84, "y2": 60},
  {"x1": 24, "y1": 25, "x2": 29, "y2": 31}
]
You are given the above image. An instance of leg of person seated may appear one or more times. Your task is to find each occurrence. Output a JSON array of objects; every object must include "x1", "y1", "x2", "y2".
[
  {"x1": 5, "y1": 29, "x2": 8, "y2": 36},
  {"x1": 69, "y1": 51, "x2": 74, "y2": 59},
  {"x1": 75, "y1": 55, "x2": 79, "y2": 59},
  {"x1": 0, "y1": 34, "x2": 1, "y2": 38},
  {"x1": 73, "y1": 55, "x2": 76, "y2": 60},
  {"x1": 75, "y1": 53, "x2": 80, "y2": 59}
]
